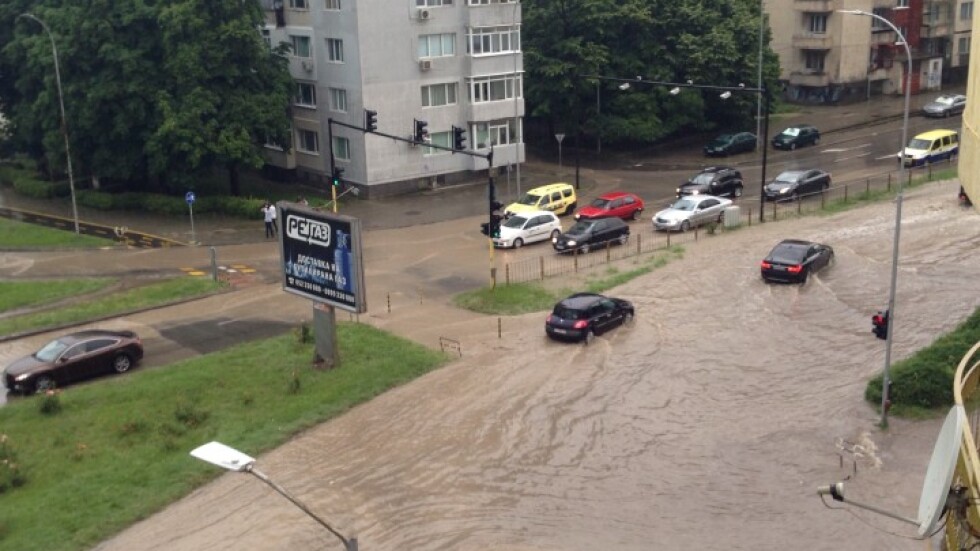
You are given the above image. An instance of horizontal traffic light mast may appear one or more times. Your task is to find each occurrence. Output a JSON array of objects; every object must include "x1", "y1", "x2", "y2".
[{"x1": 329, "y1": 116, "x2": 486, "y2": 162}]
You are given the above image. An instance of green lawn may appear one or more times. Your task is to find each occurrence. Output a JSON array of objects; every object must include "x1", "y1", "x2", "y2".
[
  {"x1": 0, "y1": 279, "x2": 116, "y2": 313},
  {"x1": 0, "y1": 218, "x2": 112, "y2": 249}
]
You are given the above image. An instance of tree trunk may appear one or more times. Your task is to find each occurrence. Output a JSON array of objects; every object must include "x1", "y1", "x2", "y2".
[{"x1": 228, "y1": 163, "x2": 241, "y2": 196}]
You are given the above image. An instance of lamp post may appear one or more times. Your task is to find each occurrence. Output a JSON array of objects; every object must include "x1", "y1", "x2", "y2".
[
  {"x1": 190, "y1": 441, "x2": 358, "y2": 551},
  {"x1": 838, "y1": 8, "x2": 912, "y2": 428},
  {"x1": 17, "y1": 13, "x2": 80, "y2": 234},
  {"x1": 756, "y1": 0, "x2": 766, "y2": 149}
]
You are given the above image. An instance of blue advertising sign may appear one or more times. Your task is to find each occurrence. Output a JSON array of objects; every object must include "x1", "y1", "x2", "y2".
[
  {"x1": 185, "y1": 191, "x2": 196, "y2": 205},
  {"x1": 277, "y1": 202, "x2": 366, "y2": 313}
]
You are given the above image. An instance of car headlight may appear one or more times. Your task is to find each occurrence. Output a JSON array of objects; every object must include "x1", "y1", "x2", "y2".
[
  {"x1": 779, "y1": 187, "x2": 790, "y2": 194},
  {"x1": 675, "y1": 188, "x2": 681, "y2": 194},
  {"x1": 14, "y1": 373, "x2": 31, "y2": 382},
  {"x1": 574, "y1": 214, "x2": 580, "y2": 220},
  {"x1": 567, "y1": 240, "x2": 577, "y2": 246}
]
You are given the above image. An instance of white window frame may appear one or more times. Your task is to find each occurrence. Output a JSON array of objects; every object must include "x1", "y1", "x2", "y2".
[
  {"x1": 805, "y1": 50, "x2": 826, "y2": 71},
  {"x1": 468, "y1": 26, "x2": 520, "y2": 56},
  {"x1": 423, "y1": 131, "x2": 451, "y2": 156},
  {"x1": 421, "y1": 83, "x2": 458, "y2": 107},
  {"x1": 325, "y1": 0, "x2": 341, "y2": 9},
  {"x1": 807, "y1": 14, "x2": 827, "y2": 34},
  {"x1": 468, "y1": 73, "x2": 522, "y2": 103},
  {"x1": 328, "y1": 88, "x2": 347, "y2": 112},
  {"x1": 326, "y1": 38, "x2": 344, "y2": 63},
  {"x1": 417, "y1": 0, "x2": 453, "y2": 6},
  {"x1": 468, "y1": 0, "x2": 517, "y2": 5},
  {"x1": 418, "y1": 33, "x2": 456, "y2": 59},
  {"x1": 472, "y1": 119, "x2": 518, "y2": 150},
  {"x1": 332, "y1": 136, "x2": 351, "y2": 161},
  {"x1": 897, "y1": 0, "x2": 908, "y2": 6},
  {"x1": 295, "y1": 82, "x2": 317, "y2": 108},
  {"x1": 261, "y1": 28, "x2": 272, "y2": 48},
  {"x1": 290, "y1": 35, "x2": 312, "y2": 58},
  {"x1": 297, "y1": 129, "x2": 319, "y2": 154},
  {"x1": 962, "y1": 1, "x2": 974, "y2": 21},
  {"x1": 288, "y1": 0, "x2": 308, "y2": 8}
]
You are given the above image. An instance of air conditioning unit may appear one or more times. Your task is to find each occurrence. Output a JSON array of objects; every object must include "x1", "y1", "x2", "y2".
[
  {"x1": 419, "y1": 59, "x2": 432, "y2": 71},
  {"x1": 301, "y1": 60, "x2": 314, "y2": 72},
  {"x1": 417, "y1": 8, "x2": 431, "y2": 20}
]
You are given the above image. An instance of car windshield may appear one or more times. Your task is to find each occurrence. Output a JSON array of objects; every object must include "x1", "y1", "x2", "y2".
[
  {"x1": 770, "y1": 243, "x2": 809, "y2": 264},
  {"x1": 781, "y1": 128, "x2": 802, "y2": 137},
  {"x1": 552, "y1": 305, "x2": 588, "y2": 320},
  {"x1": 516, "y1": 193, "x2": 543, "y2": 206},
  {"x1": 669, "y1": 198, "x2": 698, "y2": 211},
  {"x1": 711, "y1": 135, "x2": 732, "y2": 144},
  {"x1": 567, "y1": 221, "x2": 594, "y2": 234},
  {"x1": 935, "y1": 96, "x2": 955, "y2": 106},
  {"x1": 502, "y1": 216, "x2": 528, "y2": 229},
  {"x1": 590, "y1": 198, "x2": 612, "y2": 209},
  {"x1": 35, "y1": 338, "x2": 70, "y2": 362},
  {"x1": 690, "y1": 173, "x2": 716, "y2": 185},
  {"x1": 907, "y1": 138, "x2": 931, "y2": 149}
]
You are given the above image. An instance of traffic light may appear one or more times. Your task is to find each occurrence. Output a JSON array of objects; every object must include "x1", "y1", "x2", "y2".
[
  {"x1": 365, "y1": 109, "x2": 378, "y2": 132},
  {"x1": 414, "y1": 119, "x2": 428, "y2": 142},
  {"x1": 331, "y1": 166, "x2": 344, "y2": 188},
  {"x1": 872, "y1": 309, "x2": 889, "y2": 340},
  {"x1": 452, "y1": 125, "x2": 466, "y2": 151}
]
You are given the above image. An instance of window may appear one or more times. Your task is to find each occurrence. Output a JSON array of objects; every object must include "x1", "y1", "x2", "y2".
[
  {"x1": 418, "y1": 33, "x2": 456, "y2": 58},
  {"x1": 807, "y1": 14, "x2": 827, "y2": 33},
  {"x1": 297, "y1": 129, "x2": 319, "y2": 154},
  {"x1": 326, "y1": 38, "x2": 344, "y2": 62},
  {"x1": 469, "y1": 73, "x2": 522, "y2": 103},
  {"x1": 328, "y1": 88, "x2": 347, "y2": 112},
  {"x1": 325, "y1": 0, "x2": 341, "y2": 9},
  {"x1": 472, "y1": 119, "x2": 519, "y2": 149},
  {"x1": 468, "y1": 26, "x2": 520, "y2": 55},
  {"x1": 871, "y1": 9, "x2": 889, "y2": 29},
  {"x1": 290, "y1": 35, "x2": 312, "y2": 58},
  {"x1": 295, "y1": 83, "x2": 316, "y2": 108},
  {"x1": 261, "y1": 28, "x2": 272, "y2": 48},
  {"x1": 423, "y1": 131, "x2": 451, "y2": 155},
  {"x1": 421, "y1": 83, "x2": 458, "y2": 107},
  {"x1": 805, "y1": 50, "x2": 826, "y2": 71},
  {"x1": 468, "y1": 0, "x2": 517, "y2": 5},
  {"x1": 897, "y1": 0, "x2": 908, "y2": 6},
  {"x1": 962, "y1": 2, "x2": 974, "y2": 20},
  {"x1": 417, "y1": 0, "x2": 452, "y2": 5},
  {"x1": 288, "y1": 0, "x2": 307, "y2": 8},
  {"x1": 959, "y1": 36, "x2": 971, "y2": 64},
  {"x1": 332, "y1": 136, "x2": 350, "y2": 160}
]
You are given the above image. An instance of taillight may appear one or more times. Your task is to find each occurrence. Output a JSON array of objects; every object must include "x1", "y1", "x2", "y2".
[
  {"x1": 546, "y1": 314, "x2": 553, "y2": 323},
  {"x1": 760, "y1": 261, "x2": 772, "y2": 269},
  {"x1": 787, "y1": 264, "x2": 803, "y2": 274},
  {"x1": 573, "y1": 320, "x2": 588, "y2": 329}
]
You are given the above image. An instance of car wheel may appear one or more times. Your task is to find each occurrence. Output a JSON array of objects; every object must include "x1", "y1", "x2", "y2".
[
  {"x1": 580, "y1": 243, "x2": 590, "y2": 254},
  {"x1": 733, "y1": 186, "x2": 743, "y2": 198},
  {"x1": 789, "y1": 142, "x2": 797, "y2": 151},
  {"x1": 113, "y1": 353, "x2": 133, "y2": 373},
  {"x1": 550, "y1": 229, "x2": 560, "y2": 240},
  {"x1": 565, "y1": 202, "x2": 577, "y2": 215},
  {"x1": 623, "y1": 312, "x2": 634, "y2": 326},
  {"x1": 512, "y1": 238, "x2": 524, "y2": 249},
  {"x1": 943, "y1": 110, "x2": 949, "y2": 118},
  {"x1": 792, "y1": 191, "x2": 800, "y2": 202},
  {"x1": 813, "y1": 136, "x2": 820, "y2": 145},
  {"x1": 799, "y1": 269, "x2": 809, "y2": 284},
  {"x1": 618, "y1": 234, "x2": 628, "y2": 245},
  {"x1": 584, "y1": 328, "x2": 595, "y2": 345},
  {"x1": 680, "y1": 220, "x2": 690, "y2": 232},
  {"x1": 34, "y1": 375, "x2": 55, "y2": 394},
  {"x1": 631, "y1": 209, "x2": 641, "y2": 221}
]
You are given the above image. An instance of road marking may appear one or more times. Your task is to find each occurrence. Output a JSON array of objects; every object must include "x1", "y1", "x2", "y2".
[
  {"x1": 822, "y1": 143, "x2": 871, "y2": 154},
  {"x1": 834, "y1": 152, "x2": 871, "y2": 163},
  {"x1": 876, "y1": 154, "x2": 900, "y2": 161}
]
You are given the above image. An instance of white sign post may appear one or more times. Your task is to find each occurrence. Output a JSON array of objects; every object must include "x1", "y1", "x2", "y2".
[
  {"x1": 185, "y1": 191, "x2": 196, "y2": 245},
  {"x1": 555, "y1": 133, "x2": 566, "y2": 172}
]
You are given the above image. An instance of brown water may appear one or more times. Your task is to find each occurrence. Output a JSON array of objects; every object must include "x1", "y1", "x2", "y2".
[{"x1": 94, "y1": 180, "x2": 979, "y2": 551}]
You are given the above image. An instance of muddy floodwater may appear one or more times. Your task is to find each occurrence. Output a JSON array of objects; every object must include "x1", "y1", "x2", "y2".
[{"x1": 95, "y1": 181, "x2": 979, "y2": 551}]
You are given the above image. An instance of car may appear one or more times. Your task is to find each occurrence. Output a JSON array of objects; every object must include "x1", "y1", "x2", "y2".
[
  {"x1": 704, "y1": 132, "x2": 757, "y2": 157},
  {"x1": 574, "y1": 191, "x2": 645, "y2": 221},
  {"x1": 676, "y1": 166, "x2": 744, "y2": 198},
  {"x1": 3, "y1": 330, "x2": 144, "y2": 394},
  {"x1": 771, "y1": 124, "x2": 821, "y2": 150},
  {"x1": 763, "y1": 169, "x2": 831, "y2": 202},
  {"x1": 492, "y1": 210, "x2": 562, "y2": 249},
  {"x1": 504, "y1": 183, "x2": 577, "y2": 217},
  {"x1": 652, "y1": 195, "x2": 733, "y2": 232},
  {"x1": 552, "y1": 216, "x2": 630, "y2": 254},
  {"x1": 922, "y1": 94, "x2": 967, "y2": 118},
  {"x1": 760, "y1": 239, "x2": 834, "y2": 283},
  {"x1": 545, "y1": 292, "x2": 634, "y2": 343},
  {"x1": 900, "y1": 129, "x2": 959, "y2": 167}
]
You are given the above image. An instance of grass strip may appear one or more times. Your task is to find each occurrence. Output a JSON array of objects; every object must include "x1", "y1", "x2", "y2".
[
  {"x1": 0, "y1": 218, "x2": 112, "y2": 249},
  {"x1": 0, "y1": 279, "x2": 116, "y2": 313}
]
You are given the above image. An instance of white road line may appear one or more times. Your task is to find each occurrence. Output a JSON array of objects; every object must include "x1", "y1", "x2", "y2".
[
  {"x1": 875, "y1": 154, "x2": 900, "y2": 161},
  {"x1": 821, "y1": 143, "x2": 871, "y2": 154},
  {"x1": 833, "y1": 152, "x2": 871, "y2": 163}
]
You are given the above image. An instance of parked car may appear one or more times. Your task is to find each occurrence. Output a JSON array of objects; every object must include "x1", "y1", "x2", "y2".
[
  {"x1": 677, "y1": 166, "x2": 744, "y2": 198},
  {"x1": 652, "y1": 195, "x2": 732, "y2": 232},
  {"x1": 504, "y1": 183, "x2": 577, "y2": 217},
  {"x1": 760, "y1": 239, "x2": 834, "y2": 284},
  {"x1": 763, "y1": 169, "x2": 831, "y2": 202},
  {"x1": 771, "y1": 124, "x2": 821, "y2": 150},
  {"x1": 545, "y1": 292, "x2": 634, "y2": 344},
  {"x1": 493, "y1": 210, "x2": 562, "y2": 249},
  {"x1": 704, "y1": 132, "x2": 757, "y2": 157},
  {"x1": 574, "y1": 191, "x2": 645, "y2": 221},
  {"x1": 552, "y1": 216, "x2": 630, "y2": 254},
  {"x1": 3, "y1": 330, "x2": 144, "y2": 394},
  {"x1": 922, "y1": 94, "x2": 967, "y2": 118}
]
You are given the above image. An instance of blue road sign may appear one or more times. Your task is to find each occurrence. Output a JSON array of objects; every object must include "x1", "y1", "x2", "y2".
[{"x1": 185, "y1": 191, "x2": 196, "y2": 205}]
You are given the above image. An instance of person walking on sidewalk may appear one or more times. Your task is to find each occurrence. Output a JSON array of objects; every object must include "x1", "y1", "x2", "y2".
[{"x1": 261, "y1": 201, "x2": 277, "y2": 239}]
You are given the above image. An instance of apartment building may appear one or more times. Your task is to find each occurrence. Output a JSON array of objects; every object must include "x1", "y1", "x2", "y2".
[
  {"x1": 258, "y1": 0, "x2": 524, "y2": 197},
  {"x1": 769, "y1": 0, "x2": 969, "y2": 104},
  {"x1": 959, "y1": 0, "x2": 978, "y2": 208}
]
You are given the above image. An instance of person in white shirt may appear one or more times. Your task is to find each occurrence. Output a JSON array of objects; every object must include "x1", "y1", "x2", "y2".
[{"x1": 261, "y1": 202, "x2": 277, "y2": 238}]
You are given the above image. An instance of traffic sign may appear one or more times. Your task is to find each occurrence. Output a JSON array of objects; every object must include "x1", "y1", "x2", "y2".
[{"x1": 185, "y1": 191, "x2": 196, "y2": 205}]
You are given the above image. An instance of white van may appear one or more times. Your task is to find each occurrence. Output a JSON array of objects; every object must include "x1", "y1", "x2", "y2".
[{"x1": 900, "y1": 129, "x2": 959, "y2": 167}]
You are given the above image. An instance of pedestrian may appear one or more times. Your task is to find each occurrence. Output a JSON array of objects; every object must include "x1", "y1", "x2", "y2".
[
  {"x1": 261, "y1": 202, "x2": 276, "y2": 239},
  {"x1": 269, "y1": 202, "x2": 278, "y2": 237}
]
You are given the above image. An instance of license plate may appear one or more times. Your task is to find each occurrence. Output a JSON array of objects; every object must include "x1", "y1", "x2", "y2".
[{"x1": 553, "y1": 328, "x2": 567, "y2": 334}]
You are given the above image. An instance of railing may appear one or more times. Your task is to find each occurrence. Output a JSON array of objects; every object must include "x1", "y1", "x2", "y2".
[{"x1": 945, "y1": 342, "x2": 980, "y2": 549}]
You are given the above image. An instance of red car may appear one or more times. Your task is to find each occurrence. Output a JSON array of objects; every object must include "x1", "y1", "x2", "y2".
[{"x1": 574, "y1": 191, "x2": 644, "y2": 221}]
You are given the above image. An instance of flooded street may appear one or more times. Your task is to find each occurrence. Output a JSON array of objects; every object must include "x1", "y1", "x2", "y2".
[{"x1": 95, "y1": 180, "x2": 979, "y2": 551}]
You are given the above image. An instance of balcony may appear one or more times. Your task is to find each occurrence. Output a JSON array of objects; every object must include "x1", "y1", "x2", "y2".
[
  {"x1": 794, "y1": 0, "x2": 836, "y2": 11},
  {"x1": 793, "y1": 32, "x2": 833, "y2": 50},
  {"x1": 789, "y1": 71, "x2": 831, "y2": 87}
]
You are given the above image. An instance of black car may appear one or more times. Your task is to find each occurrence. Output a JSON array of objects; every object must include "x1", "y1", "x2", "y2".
[
  {"x1": 552, "y1": 216, "x2": 629, "y2": 254},
  {"x1": 704, "y1": 132, "x2": 757, "y2": 157},
  {"x1": 771, "y1": 124, "x2": 820, "y2": 150},
  {"x1": 763, "y1": 169, "x2": 831, "y2": 202},
  {"x1": 545, "y1": 292, "x2": 635, "y2": 343},
  {"x1": 677, "y1": 166, "x2": 744, "y2": 198},
  {"x1": 760, "y1": 239, "x2": 834, "y2": 283}
]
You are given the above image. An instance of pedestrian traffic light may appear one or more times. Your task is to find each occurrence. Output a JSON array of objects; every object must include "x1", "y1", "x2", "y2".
[
  {"x1": 365, "y1": 109, "x2": 378, "y2": 132},
  {"x1": 414, "y1": 119, "x2": 428, "y2": 142},
  {"x1": 452, "y1": 125, "x2": 466, "y2": 151},
  {"x1": 331, "y1": 166, "x2": 344, "y2": 187},
  {"x1": 872, "y1": 309, "x2": 889, "y2": 340}
]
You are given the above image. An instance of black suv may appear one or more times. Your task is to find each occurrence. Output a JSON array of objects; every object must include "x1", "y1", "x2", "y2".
[
  {"x1": 676, "y1": 166, "x2": 744, "y2": 198},
  {"x1": 552, "y1": 217, "x2": 629, "y2": 254},
  {"x1": 771, "y1": 124, "x2": 820, "y2": 150}
]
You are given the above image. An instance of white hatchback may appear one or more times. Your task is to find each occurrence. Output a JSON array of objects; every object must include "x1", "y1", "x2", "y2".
[{"x1": 493, "y1": 210, "x2": 562, "y2": 249}]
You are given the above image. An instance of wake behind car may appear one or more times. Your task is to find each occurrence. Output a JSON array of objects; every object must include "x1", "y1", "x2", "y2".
[
  {"x1": 763, "y1": 169, "x2": 831, "y2": 202},
  {"x1": 574, "y1": 191, "x2": 644, "y2": 221},
  {"x1": 704, "y1": 132, "x2": 756, "y2": 157},
  {"x1": 922, "y1": 94, "x2": 966, "y2": 118},
  {"x1": 545, "y1": 292, "x2": 634, "y2": 344},
  {"x1": 493, "y1": 210, "x2": 562, "y2": 249},
  {"x1": 760, "y1": 239, "x2": 834, "y2": 283},
  {"x1": 653, "y1": 195, "x2": 732, "y2": 232},
  {"x1": 677, "y1": 166, "x2": 743, "y2": 198},
  {"x1": 552, "y1": 216, "x2": 629, "y2": 254},
  {"x1": 771, "y1": 124, "x2": 820, "y2": 150},
  {"x1": 3, "y1": 330, "x2": 144, "y2": 394}
]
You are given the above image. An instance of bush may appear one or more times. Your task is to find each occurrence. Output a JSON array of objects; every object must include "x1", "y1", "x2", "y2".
[
  {"x1": 11, "y1": 173, "x2": 69, "y2": 199},
  {"x1": 0, "y1": 434, "x2": 27, "y2": 493},
  {"x1": 76, "y1": 189, "x2": 117, "y2": 210}
]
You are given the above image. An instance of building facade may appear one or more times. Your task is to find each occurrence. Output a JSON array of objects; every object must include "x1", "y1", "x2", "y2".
[
  {"x1": 959, "y1": 0, "x2": 978, "y2": 207},
  {"x1": 259, "y1": 0, "x2": 524, "y2": 197}
]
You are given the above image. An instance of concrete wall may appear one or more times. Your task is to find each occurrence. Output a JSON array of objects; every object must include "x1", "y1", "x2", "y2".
[{"x1": 959, "y1": 0, "x2": 980, "y2": 209}]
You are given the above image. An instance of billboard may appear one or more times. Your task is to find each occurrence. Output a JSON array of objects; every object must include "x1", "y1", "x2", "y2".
[{"x1": 277, "y1": 202, "x2": 366, "y2": 313}]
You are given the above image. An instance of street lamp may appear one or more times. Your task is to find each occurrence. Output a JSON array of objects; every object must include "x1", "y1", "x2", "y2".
[
  {"x1": 17, "y1": 13, "x2": 80, "y2": 234},
  {"x1": 838, "y1": 8, "x2": 912, "y2": 428},
  {"x1": 190, "y1": 441, "x2": 358, "y2": 551}
]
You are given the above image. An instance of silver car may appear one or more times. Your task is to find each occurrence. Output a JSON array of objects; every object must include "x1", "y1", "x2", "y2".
[
  {"x1": 493, "y1": 210, "x2": 562, "y2": 248},
  {"x1": 652, "y1": 195, "x2": 733, "y2": 232},
  {"x1": 922, "y1": 94, "x2": 966, "y2": 118}
]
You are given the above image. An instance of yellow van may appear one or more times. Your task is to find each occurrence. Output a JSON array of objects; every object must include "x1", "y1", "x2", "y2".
[
  {"x1": 504, "y1": 183, "x2": 578, "y2": 217},
  {"x1": 901, "y1": 129, "x2": 959, "y2": 167}
]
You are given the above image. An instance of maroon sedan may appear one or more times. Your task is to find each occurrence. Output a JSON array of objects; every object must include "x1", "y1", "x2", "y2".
[
  {"x1": 3, "y1": 330, "x2": 143, "y2": 394},
  {"x1": 574, "y1": 191, "x2": 644, "y2": 221}
]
